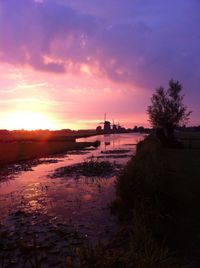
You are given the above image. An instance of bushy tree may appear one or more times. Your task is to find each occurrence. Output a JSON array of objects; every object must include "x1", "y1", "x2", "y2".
[{"x1": 147, "y1": 79, "x2": 191, "y2": 143}]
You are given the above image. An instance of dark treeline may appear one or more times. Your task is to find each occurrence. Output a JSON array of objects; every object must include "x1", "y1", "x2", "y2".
[{"x1": 0, "y1": 129, "x2": 98, "y2": 142}]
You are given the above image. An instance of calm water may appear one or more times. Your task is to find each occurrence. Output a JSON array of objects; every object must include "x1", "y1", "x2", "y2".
[{"x1": 0, "y1": 133, "x2": 144, "y2": 242}]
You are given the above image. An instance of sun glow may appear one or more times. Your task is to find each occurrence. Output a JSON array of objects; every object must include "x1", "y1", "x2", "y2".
[{"x1": 5, "y1": 111, "x2": 56, "y2": 130}]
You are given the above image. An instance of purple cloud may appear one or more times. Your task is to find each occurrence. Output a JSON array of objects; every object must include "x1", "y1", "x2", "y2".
[{"x1": 0, "y1": 0, "x2": 200, "y2": 92}]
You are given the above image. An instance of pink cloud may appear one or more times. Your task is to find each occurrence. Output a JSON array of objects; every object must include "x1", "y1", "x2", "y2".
[{"x1": 0, "y1": 0, "x2": 199, "y2": 128}]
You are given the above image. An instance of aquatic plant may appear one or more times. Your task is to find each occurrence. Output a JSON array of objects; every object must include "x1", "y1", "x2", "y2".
[{"x1": 50, "y1": 158, "x2": 115, "y2": 178}]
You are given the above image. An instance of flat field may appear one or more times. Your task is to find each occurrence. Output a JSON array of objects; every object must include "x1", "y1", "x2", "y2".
[
  {"x1": 0, "y1": 141, "x2": 94, "y2": 166},
  {"x1": 176, "y1": 131, "x2": 200, "y2": 148}
]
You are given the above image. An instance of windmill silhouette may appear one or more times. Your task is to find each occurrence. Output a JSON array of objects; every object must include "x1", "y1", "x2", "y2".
[{"x1": 98, "y1": 113, "x2": 111, "y2": 133}]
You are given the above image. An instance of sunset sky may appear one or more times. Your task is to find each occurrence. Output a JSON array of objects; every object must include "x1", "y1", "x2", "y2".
[{"x1": 0, "y1": 0, "x2": 200, "y2": 130}]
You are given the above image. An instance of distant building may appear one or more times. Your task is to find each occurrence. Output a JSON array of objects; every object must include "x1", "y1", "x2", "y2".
[
  {"x1": 104, "y1": 121, "x2": 111, "y2": 133},
  {"x1": 96, "y1": 125, "x2": 102, "y2": 133},
  {"x1": 112, "y1": 124, "x2": 117, "y2": 132}
]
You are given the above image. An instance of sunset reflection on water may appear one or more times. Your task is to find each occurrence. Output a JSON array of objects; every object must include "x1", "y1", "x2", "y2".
[{"x1": 0, "y1": 133, "x2": 145, "y2": 241}]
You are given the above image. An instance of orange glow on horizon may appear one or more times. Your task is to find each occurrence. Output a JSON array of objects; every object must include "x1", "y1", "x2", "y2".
[
  {"x1": 0, "y1": 62, "x2": 150, "y2": 131},
  {"x1": 4, "y1": 111, "x2": 56, "y2": 130}
]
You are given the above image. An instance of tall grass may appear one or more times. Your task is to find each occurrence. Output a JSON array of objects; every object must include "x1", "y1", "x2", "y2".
[
  {"x1": 78, "y1": 136, "x2": 189, "y2": 267},
  {"x1": 108, "y1": 135, "x2": 200, "y2": 267}
]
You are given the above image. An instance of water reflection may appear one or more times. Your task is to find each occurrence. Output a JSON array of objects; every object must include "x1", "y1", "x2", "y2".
[{"x1": 0, "y1": 133, "x2": 145, "y2": 241}]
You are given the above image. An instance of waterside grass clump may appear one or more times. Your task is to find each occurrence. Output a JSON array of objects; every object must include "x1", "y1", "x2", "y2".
[{"x1": 50, "y1": 158, "x2": 115, "y2": 179}]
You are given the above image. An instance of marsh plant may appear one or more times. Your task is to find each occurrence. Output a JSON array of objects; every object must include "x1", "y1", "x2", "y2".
[{"x1": 51, "y1": 157, "x2": 115, "y2": 178}]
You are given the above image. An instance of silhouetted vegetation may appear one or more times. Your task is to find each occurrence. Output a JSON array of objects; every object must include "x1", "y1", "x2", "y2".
[
  {"x1": 148, "y1": 79, "x2": 191, "y2": 145},
  {"x1": 109, "y1": 136, "x2": 200, "y2": 267},
  {"x1": 0, "y1": 129, "x2": 99, "y2": 142},
  {"x1": 0, "y1": 141, "x2": 100, "y2": 167}
]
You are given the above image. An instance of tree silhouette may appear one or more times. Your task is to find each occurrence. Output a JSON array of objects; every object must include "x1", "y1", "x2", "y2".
[{"x1": 147, "y1": 79, "x2": 191, "y2": 143}]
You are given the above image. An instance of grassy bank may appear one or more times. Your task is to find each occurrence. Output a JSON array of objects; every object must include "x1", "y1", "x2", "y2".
[
  {"x1": 0, "y1": 129, "x2": 98, "y2": 142},
  {"x1": 83, "y1": 136, "x2": 200, "y2": 267},
  {"x1": 176, "y1": 131, "x2": 200, "y2": 149},
  {"x1": 111, "y1": 136, "x2": 200, "y2": 267},
  {"x1": 0, "y1": 141, "x2": 99, "y2": 166}
]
